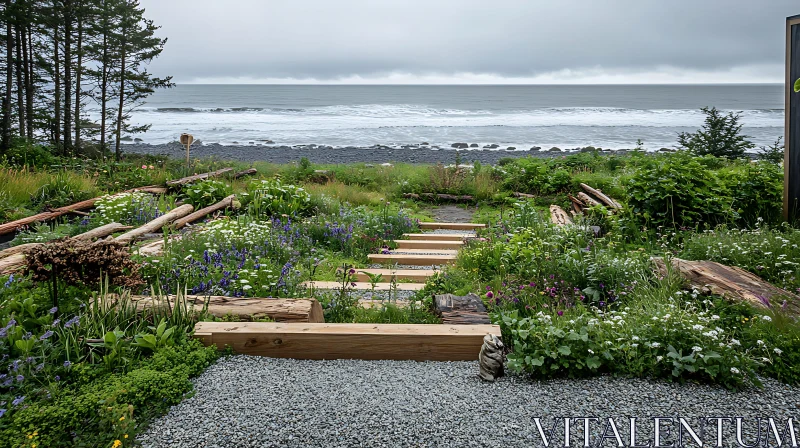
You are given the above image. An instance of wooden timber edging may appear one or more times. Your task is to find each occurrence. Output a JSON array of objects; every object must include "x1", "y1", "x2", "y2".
[
  {"x1": 130, "y1": 295, "x2": 324, "y2": 323},
  {"x1": 403, "y1": 233, "x2": 471, "y2": 241},
  {"x1": 653, "y1": 257, "x2": 800, "y2": 315},
  {"x1": 418, "y1": 222, "x2": 486, "y2": 231},
  {"x1": 394, "y1": 240, "x2": 464, "y2": 249},
  {"x1": 193, "y1": 322, "x2": 501, "y2": 361},
  {"x1": 367, "y1": 253, "x2": 457, "y2": 266}
]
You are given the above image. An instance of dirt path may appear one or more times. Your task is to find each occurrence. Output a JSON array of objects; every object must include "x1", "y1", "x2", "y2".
[{"x1": 429, "y1": 205, "x2": 476, "y2": 223}]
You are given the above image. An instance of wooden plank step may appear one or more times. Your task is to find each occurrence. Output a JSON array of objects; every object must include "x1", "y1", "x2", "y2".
[
  {"x1": 368, "y1": 254, "x2": 456, "y2": 266},
  {"x1": 302, "y1": 281, "x2": 425, "y2": 291},
  {"x1": 194, "y1": 322, "x2": 501, "y2": 361},
  {"x1": 390, "y1": 249, "x2": 459, "y2": 255},
  {"x1": 395, "y1": 240, "x2": 465, "y2": 249},
  {"x1": 418, "y1": 222, "x2": 485, "y2": 230},
  {"x1": 404, "y1": 233, "x2": 473, "y2": 241},
  {"x1": 353, "y1": 269, "x2": 438, "y2": 282}
]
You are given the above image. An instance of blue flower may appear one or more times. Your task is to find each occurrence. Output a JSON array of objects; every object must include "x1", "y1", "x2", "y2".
[
  {"x1": 11, "y1": 396, "x2": 24, "y2": 406},
  {"x1": 49, "y1": 307, "x2": 58, "y2": 314},
  {"x1": 15, "y1": 375, "x2": 24, "y2": 383},
  {"x1": 63, "y1": 360, "x2": 72, "y2": 368},
  {"x1": 0, "y1": 409, "x2": 5, "y2": 418},
  {"x1": 40, "y1": 330, "x2": 54, "y2": 340}
]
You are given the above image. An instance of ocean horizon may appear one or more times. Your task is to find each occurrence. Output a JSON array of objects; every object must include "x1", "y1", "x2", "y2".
[{"x1": 119, "y1": 84, "x2": 785, "y2": 151}]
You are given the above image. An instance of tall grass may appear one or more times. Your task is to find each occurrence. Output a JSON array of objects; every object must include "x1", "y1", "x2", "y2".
[{"x1": 0, "y1": 167, "x2": 98, "y2": 207}]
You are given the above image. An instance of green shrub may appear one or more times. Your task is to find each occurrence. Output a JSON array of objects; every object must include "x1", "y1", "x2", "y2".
[
  {"x1": 29, "y1": 172, "x2": 93, "y2": 210},
  {"x1": 625, "y1": 152, "x2": 733, "y2": 229},
  {"x1": 496, "y1": 158, "x2": 571, "y2": 195},
  {"x1": 242, "y1": 179, "x2": 312, "y2": 217},
  {"x1": 90, "y1": 192, "x2": 172, "y2": 227},
  {"x1": 719, "y1": 162, "x2": 783, "y2": 226},
  {"x1": 2, "y1": 139, "x2": 55, "y2": 168},
  {"x1": 182, "y1": 179, "x2": 232, "y2": 209},
  {"x1": 677, "y1": 107, "x2": 754, "y2": 159}
]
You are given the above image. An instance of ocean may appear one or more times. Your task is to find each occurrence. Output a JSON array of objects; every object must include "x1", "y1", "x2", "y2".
[{"x1": 122, "y1": 84, "x2": 785, "y2": 151}]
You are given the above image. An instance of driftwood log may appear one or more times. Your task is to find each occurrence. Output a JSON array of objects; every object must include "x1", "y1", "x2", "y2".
[
  {"x1": 129, "y1": 295, "x2": 324, "y2": 323},
  {"x1": 403, "y1": 193, "x2": 474, "y2": 202},
  {"x1": 234, "y1": 168, "x2": 257, "y2": 179},
  {"x1": 166, "y1": 168, "x2": 233, "y2": 187},
  {"x1": 580, "y1": 183, "x2": 622, "y2": 210},
  {"x1": 0, "y1": 185, "x2": 165, "y2": 237},
  {"x1": 653, "y1": 257, "x2": 800, "y2": 315},
  {"x1": 114, "y1": 204, "x2": 194, "y2": 245},
  {"x1": 478, "y1": 334, "x2": 505, "y2": 382},
  {"x1": 576, "y1": 192, "x2": 602, "y2": 208},
  {"x1": 0, "y1": 222, "x2": 132, "y2": 275},
  {"x1": 173, "y1": 195, "x2": 236, "y2": 230},
  {"x1": 512, "y1": 192, "x2": 536, "y2": 199},
  {"x1": 549, "y1": 205, "x2": 573, "y2": 226},
  {"x1": 433, "y1": 293, "x2": 491, "y2": 324}
]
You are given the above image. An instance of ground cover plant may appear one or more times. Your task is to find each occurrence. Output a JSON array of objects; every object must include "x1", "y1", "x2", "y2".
[{"x1": 0, "y1": 130, "x2": 798, "y2": 445}]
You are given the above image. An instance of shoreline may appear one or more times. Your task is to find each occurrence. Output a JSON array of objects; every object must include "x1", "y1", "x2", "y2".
[{"x1": 122, "y1": 142, "x2": 642, "y2": 164}]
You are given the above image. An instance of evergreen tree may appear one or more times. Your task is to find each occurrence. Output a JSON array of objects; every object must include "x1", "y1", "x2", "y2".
[{"x1": 676, "y1": 106, "x2": 755, "y2": 160}]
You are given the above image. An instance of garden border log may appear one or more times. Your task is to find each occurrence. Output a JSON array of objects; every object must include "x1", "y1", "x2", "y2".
[
  {"x1": 653, "y1": 257, "x2": 800, "y2": 315},
  {"x1": 130, "y1": 295, "x2": 324, "y2": 323},
  {"x1": 173, "y1": 195, "x2": 236, "y2": 230},
  {"x1": 233, "y1": 168, "x2": 257, "y2": 179},
  {"x1": 166, "y1": 168, "x2": 233, "y2": 187},
  {"x1": 114, "y1": 204, "x2": 194, "y2": 245}
]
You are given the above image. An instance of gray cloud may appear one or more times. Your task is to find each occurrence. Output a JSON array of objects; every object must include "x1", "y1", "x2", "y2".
[{"x1": 138, "y1": 0, "x2": 798, "y2": 82}]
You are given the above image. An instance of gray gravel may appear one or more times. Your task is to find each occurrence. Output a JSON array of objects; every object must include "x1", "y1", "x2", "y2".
[
  {"x1": 138, "y1": 357, "x2": 800, "y2": 448},
  {"x1": 311, "y1": 288, "x2": 417, "y2": 302},
  {"x1": 429, "y1": 229, "x2": 477, "y2": 235},
  {"x1": 367, "y1": 263, "x2": 441, "y2": 270}
]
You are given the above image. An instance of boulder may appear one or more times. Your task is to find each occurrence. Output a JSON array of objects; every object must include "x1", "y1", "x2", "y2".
[
  {"x1": 421, "y1": 142, "x2": 429, "y2": 146},
  {"x1": 658, "y1": 147, "x2": 674, "y2": 152},
  {"x1": 529, "y1": 146, "x2": 541, "y2": 151},
  {"x1": 470, "y1": 143, "x2": 478, "y2": 148},
  {"x1": 134, "y1": 138, "x2": 143, "y2": 143},
  {"x1": 483, "y1": 144, "x2": 499, "y2": 149},
  {"x1": 505, "y1": 147, "x2": 517, "y2": 151},
  {"x1": 548, "y1": 147, "x2": 562, "y2": 152},
  {"x1": 451, "y1": 143, "x2": 469, "y2": 149}
]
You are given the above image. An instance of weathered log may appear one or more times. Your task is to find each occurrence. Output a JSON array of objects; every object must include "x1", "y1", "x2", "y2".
[
  {"x1": 512, "y1": 192, "x2": 536, "y2": 199},
  {"x1": 130, "y1": 295, "x2": 324, "y2": 323},
  {"x1": 233, "y1": 168, "x2": 257, "y2": 179},
  {"x1": 0, "y1": 222, "x2": 131, "y2": 275},
  {"x1": 576, "y1": 192, "x2": 602, "y2": 208},
  {"x1": 0, "y1": 243, "x2": 40, "y2": 259},
  {"x1": 114, "y1": 204, "x2": 194, "y2": 245},
  {"x1": 653, "y1": 257, "x2": 800, "y2": 315},
  {"x1": 549, "y1": 205, "x2": 573, "y2": 226},
  {"x1": 166, "y1": 168, "x2": 233, "y2": 187},
  {"x1": 135, "y1": 186, "x2": 168, "y2": 195},
  {"x1": 433, "y1": 293, "x2": 491, "y2": 325},
  {"x1": 173, "y1": 195, "x2": 235, "y2": 230},
  {"x1": 580, "y1": 183, "x2": 622, "y2": 210}
]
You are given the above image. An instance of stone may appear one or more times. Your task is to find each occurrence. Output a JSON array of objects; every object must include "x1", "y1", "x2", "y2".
[
  {"x1": 548, "y1": 147, "x2": 562, "y2": 152},
  {"x1": 470, "y1": 143, "x2": 478, "y2": 148},
  {"x1": 483, "y1": 144, "x2": 499, "y2": 149},
  {"x1": 505, "y1": 147, "x2": 516, "y2": 151},
  {"x1": 529, "y1": 146, "x2": 541, "y2": 151},
  {"x1": 478, "y1": 334, "x2": 504, "y2": 382},
  {"x1": 451, "y1": 143, "x2": 469, "y2": 149}
]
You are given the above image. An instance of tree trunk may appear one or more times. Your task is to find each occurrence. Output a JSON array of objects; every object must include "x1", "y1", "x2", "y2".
[
  {"x1": 63, "y1": 0, "x2": 72, "y2": 152},
  {"x1": 2, "y1": 0, "x2": 13, "y2": 152},
  {"x1": 114, "y1": 31, "x2": 126, "y2": 160},
  {"x1": 52, "y1": 2, "x2": 61, "y2": 151},
  {"x1": 25, "y1": 23, "x2": 32, "y2": 139},
  {"x1": 14, "y1": 27, "x2": 25, "y2": 137},
  {"x1": 99, "y1": 0, "x2": 108, "y2": 153},
  {"x1": 73, "y1": 1, "x2": 82, "y2": 150}
]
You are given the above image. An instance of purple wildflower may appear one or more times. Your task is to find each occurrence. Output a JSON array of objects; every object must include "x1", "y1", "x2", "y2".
[
  {"x1": 63, "y1": 360, "x2": 72, "y2": 368},
  {"x1": 40, "y1": 330, "x2": 54, "y2": 340},
  {"x1": 486, "y1": 291, "x2": 494, "y2": 299},
  {"x1": 11, "y1": 396, "x2": 24, "y2": 406},
  {"x1": 0, "y1": 409, "x2": 5, "y2": 418},
  {"x1": 49, "y1": 307, "x2": 58, "y2": 315}
]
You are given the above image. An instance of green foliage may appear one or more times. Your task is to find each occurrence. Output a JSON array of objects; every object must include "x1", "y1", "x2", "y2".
[
  {"x1": 625, "y1": 152, "x2": 733, "y2": 229},
  {"x1": 91, "y1": 191, "x2": 173, "y2": 227},
  {"x1": 182, "y1": 179, "x2": 232, "y2": 209},
  {"x1": 676, "y1": 107, "x2": 755, "y2": 159},
  {"x1": 243, "y1": 179, "x2": 312, "y2": 217},
  {"x1": 795, "y1": 78, "x2": 800, "y2": 93},
  {"x1": 719, "y1": 162, "x2": 783, "y2": 225},
  {"x1": 30, "y1": 171, "x2": 93, "y2": 210},
  {"x1": 757, "y1": 137, "x2": 784, "y2": 165},
  {"x1": 495, "y1": 158, "x2": 572, "y2": 195},
  {"x1": 1, "y1": 139, "x2": 55, "y2": 168}
]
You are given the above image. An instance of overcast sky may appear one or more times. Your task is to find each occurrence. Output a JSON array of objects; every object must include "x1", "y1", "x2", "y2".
[{"x1": 138, "y1": 0, "x2": 799, "y2": 84}]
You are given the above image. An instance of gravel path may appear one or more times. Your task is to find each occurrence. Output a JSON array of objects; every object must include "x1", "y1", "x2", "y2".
[{"x1": 138, "y1": 357, "x2": 800, "y2": 448}]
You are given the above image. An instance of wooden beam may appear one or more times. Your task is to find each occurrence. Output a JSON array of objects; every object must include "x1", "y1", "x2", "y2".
[
  {"x1": 395, "y1": 240, "x2": 464, "y2": 250},
  {"x1": 786, "y1": 15, "x2": 800, "y2": 221},
  {"x1": 303, "y1": 281, "x2": 425, "y2": 291},
  {"x1": 404, "y1": 233, "x2": 470, "y2": 241},
  {"x1": 390, "y1": 248, "x2": 459, "y2": 255},
  {"x1": 418, "y1": 222, "x2": 485, "y2": 231},
  {"x1": 193, "y1": 322, "x2": 501, "y2": 361},
  {"x1": 367, "y1": 254, "x2": 456, "y2": 266},
  {"x1": 353, "y1": 269, "x2": 439, "y2": 282},
  {"x1": 130, "y1": 295, "x2": 324, "y2": 322},
  {"x1": 114, "y1": 204, "x2": 194, "y2": 245}
]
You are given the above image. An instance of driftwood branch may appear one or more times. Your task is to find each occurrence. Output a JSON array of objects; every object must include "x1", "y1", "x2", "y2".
[
  {"x1": 653, "y1": 257, "x2": 799, "y2": 315},
  {"x1": 580, "y1": 183, "x2": 622, "y2": 210},
  {"x1": 166, "y1": 168, "x2": 233, "y2": 187},
  {"x1": 173, "y1": 195, "x2": 236, "y2": 230},
  {"x1": 512, "y1": 192, "x2": 536, "y2": 199},
  {"x1": 234, "y1": 168, "x2": 258, "y2": 179},
  {"x1": 114, "y1": 204, "x2": 194, "y2": 245}
]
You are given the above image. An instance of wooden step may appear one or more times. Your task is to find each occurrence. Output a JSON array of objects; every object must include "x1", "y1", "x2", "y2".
[
  {"x1": 390, "y1": 249, "x2": 459, "y2": 255},
  {"x1": 353, "y1": 269, "x2": 439, "y2": 282},
  {"x1": 404, "y1": 233, "x2": 472, "y2": 241},
  {"x1": 395, "y1": 240, "x2": 465, "y2": 250},
  {"x1": 418, "y1": 222, "x2": 485, "y2": 231},
  {"x1": 194, "y1": 322, "x2": 501, "y2": 361},
  {"x1": 302, "y1": 281, "x2": 425, "y2": 291},
  {"x1": 368, "y1": 254, "x2": 456, "y2": 266}
]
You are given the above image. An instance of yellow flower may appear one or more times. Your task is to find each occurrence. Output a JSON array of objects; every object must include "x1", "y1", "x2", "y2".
[
  {"x1": 33, "y1": 432, "x2": 37, "y2": 437},
  {"x1": 124, "y1": 435, "x2": 128, "y2": 439},
  {"x1": 119, "y1": 416, "x2": 125, "y2": 421},
  {"x1": 112, "y1": 440, "x2": 122, "y2": 448},
  {"x1": 32, "y1": 444, "x2": 36, "y2": 448}
]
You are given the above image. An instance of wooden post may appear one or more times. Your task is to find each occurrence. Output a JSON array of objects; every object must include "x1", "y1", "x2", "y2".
[
  {"x1": 785, "y1": 15, "x2": 800, "y2": 221},
  {"x1": 180, "y1": 133, "x2": 194, "y2": 168}
]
